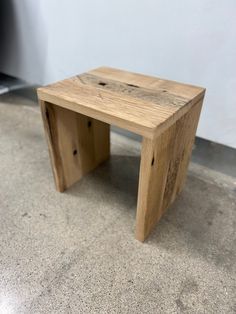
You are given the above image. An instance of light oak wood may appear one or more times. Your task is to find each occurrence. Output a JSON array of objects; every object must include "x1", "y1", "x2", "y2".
[
  {"x1": 90, "y1": 67, "x2": 204, "y2": 100},
  {"x1": 40, "y1": 101, "x2": 110, "y2": 192},
  {"x1": 135, "y1": 99, "x2": 203, "y2": 241},
  {"x1": 37, "y1": 67, "x2": 205, "y2": 241},
  {"x1": 37, "y1": 67, "x2": 205, "y2": 139}
]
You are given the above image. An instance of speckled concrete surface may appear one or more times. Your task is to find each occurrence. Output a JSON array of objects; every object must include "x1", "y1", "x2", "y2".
[{"x1": 0, "y1": 98, "x2": 236, "y2": 314}]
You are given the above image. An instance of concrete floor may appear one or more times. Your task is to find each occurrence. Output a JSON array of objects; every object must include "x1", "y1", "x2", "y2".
[{"x1": 0, "y1": 95, "x2": 236, "y2": 314}]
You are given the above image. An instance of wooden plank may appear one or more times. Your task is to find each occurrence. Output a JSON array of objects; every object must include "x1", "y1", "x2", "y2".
[
  {"x1": 37, "y1": 67, "x2": 205, "y2": 139},
  {"x1": 90, "y1": 67, "x2": 205, "y2": 101},
  {"x1": 77, "y1": 73, "x2": 187, "y2": 108},
  {"x1": 40, "y1": 101, "x2": 110, "y2": 192},
  {"x1": 135, "y1": 99, "x2": 203, "y2": 242}
]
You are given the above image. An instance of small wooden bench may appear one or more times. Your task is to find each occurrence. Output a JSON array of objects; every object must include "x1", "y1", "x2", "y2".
[{"x1": 37, "y1": 67, "x2": 205, "y2": 242}]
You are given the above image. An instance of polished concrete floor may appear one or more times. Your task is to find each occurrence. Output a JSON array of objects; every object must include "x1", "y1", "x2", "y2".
[{"x1": 0, "y1": 95, "x2": 236, "y2": 313}]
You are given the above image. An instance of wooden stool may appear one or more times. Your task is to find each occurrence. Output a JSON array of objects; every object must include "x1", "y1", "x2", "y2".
[{"x1": 37, "y1": 67, "x2": 205, "y2": 242}]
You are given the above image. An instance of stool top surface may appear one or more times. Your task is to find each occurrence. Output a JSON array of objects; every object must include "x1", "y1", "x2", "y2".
[{"x1": 37, "y1": 67, "x2": 205, "y2": 138}]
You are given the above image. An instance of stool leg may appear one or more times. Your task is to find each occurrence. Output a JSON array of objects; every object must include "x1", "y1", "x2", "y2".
[
  {"x1": 135, "y1": 100, "x2": 203, "y2": 241},
  {"x1": 40, "y1": 101, "x2": 110, "y2": 192}
]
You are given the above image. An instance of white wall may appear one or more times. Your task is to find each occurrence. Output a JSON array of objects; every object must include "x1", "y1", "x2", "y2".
[{"x1": 1, "y1": 0, "x2": 236, "y2": 148}]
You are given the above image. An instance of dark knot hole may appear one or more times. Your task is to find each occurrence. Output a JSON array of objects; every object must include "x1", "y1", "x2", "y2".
[
  {"x1": 151, "y1": 157, "x2": 155, "y2": 166},
  {"x1": 98, "y1": 82, "x2": 107, "y2": 86},
  {"x1": 127, "y1": 83, "x2": 139, "y2": 88}
]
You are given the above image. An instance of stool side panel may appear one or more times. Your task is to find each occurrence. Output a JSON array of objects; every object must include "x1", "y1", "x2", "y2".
[
  {"x1": 135, "y1": 98, "x2": 203, "y2": 241},
  {"x1": 40, "y1": 101, "x2": 110, "y2": 192},
  {"x1": 40, "y1": 100, "x2": 65, "y2": 191}
]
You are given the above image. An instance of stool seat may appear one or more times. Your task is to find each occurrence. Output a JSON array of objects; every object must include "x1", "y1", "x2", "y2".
[
  {"x1": 37, "y1": 67, "x2": 204, "y2": 139},
  {"x1": 37, "y1": 67, "x2": 205, "y2": 242}
]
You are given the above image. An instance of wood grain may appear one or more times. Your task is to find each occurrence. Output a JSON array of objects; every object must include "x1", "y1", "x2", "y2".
[
  {"x1": 40, "y1": 101, "x2": 110, "y2": 192},
  {"x1": 37, "y1": 67, "x2": 205, "y2": 139},
  {"x1": 38, "y1": 67, "x2": 205, "y2": 241},
  {"x1": 90, "y1": 67, "x2": 204, "y2": 101},
  {"x1": 135, "y1": 99, "x2": 203, "y2": 241},
  {"x1": 78, "y1": 73, "x2": 187, "y2": 108}
]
